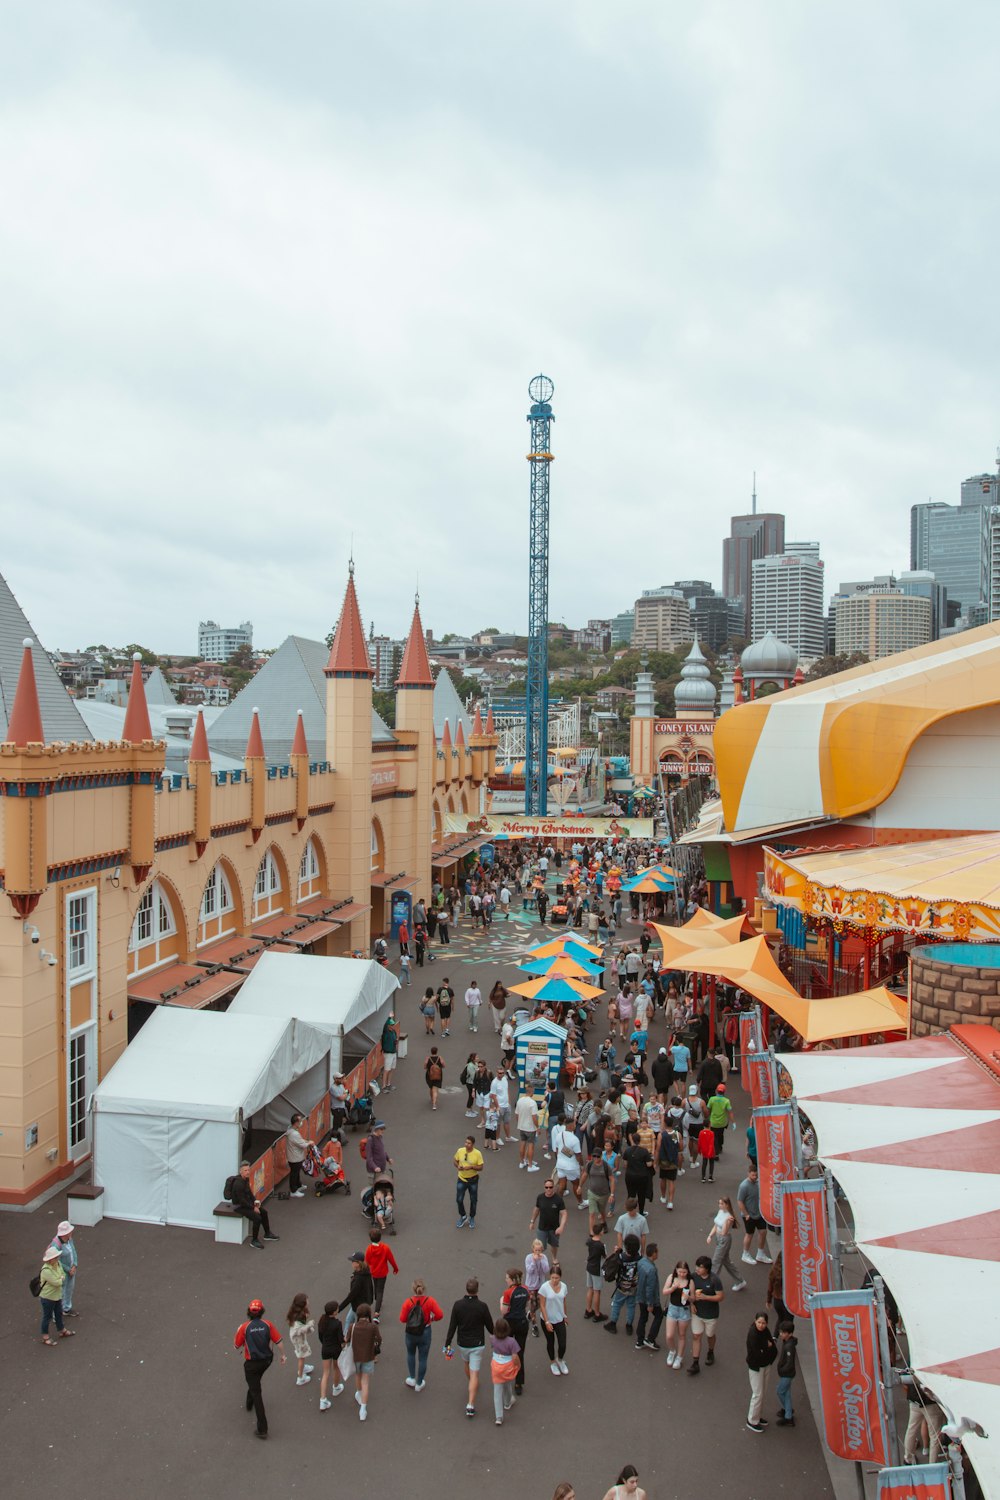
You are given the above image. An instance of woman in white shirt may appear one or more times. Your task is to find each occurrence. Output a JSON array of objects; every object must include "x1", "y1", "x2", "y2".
[
  {"x1": 554, "y1": 1128, "x2": 584, "y2": 1208},
  {"x1": 601, "y1": 1465, "x2": 646, "y2": 1500},
  {"x1": 537, "y1": 1265, "x2": 569, "y2": 1375}
]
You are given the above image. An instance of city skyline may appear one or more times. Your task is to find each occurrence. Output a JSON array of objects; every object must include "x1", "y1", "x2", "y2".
[{"x1": 3, "y1": 2, "x2": 1000, "y2": 651}]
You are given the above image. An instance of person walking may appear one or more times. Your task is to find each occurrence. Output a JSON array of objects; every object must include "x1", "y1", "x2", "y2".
[
  {"x1": 708, "y1": 1196, "x2": 747, "y2": 1291},
  {"x1": 49, "y1": 1221, "x2": 79, "y2": 1317},
  {"x1": 555, "y1": 1123, "x2": 584, "y2": 1207},
  {"x1": 603, "y1": 1233, "x2": 641, "y2": 1335},
  {"x1": 436, "y1": 979, "x2": 455, "y2": 1035},
  {"x1": 524, "y1": 1240, "x2": 551, "y2": 1337},
  {"x1": 461, "y1": 1053, "x2": 479, "y2": 1116},
  {"x1": 635, "y1": 1242, "x2": 663, "y2": 1351},
  {"x1": 444, "y1": 1276, "x2": 495, "y2": 1417},
  {"x1": 454, "y1": 1135, "x2": 485, "y2": 1229},
  {"x1": 766, "y1": 1252, "x2": 791, "y2": 1332},
  {"x1": 465, "y1": 978, "x2": 482, "y2": 1032},
  {"x1": 364, "y1": 1121, "x2": 392, "y2": 1184},
  {"x1": 656, "y1": 1122, "x2": 682, "y2": 1211},
  {"x1": 688, "y1": 1255, "x2": 724, "y2": 1374},
  {"x1": 697, "y1": 1122, "x2": 718, "y2": 1183},
  {"x1": 399, "y1": 1278, "x2": 444, "y2": 1391},
  {"x1": 601, "y1": 1466, "x2": 646, "y2": 1500},
  {"x1": 425, "y1": 1046, "x2": 445, "y2": 1109},
  {"x1": 285, "y1": 1113, "x2": 315, "y2": 1197},
  {"x1": 583, "y1": 1228, "x2": 607, "y2": 1323},
  {"x1": 364, "y1": 1228, "x2": 399, "y2": 1316},
  {"x1": 515, "y1": 1090, "x2": 540, "y2": 1171},
  {"x1": 662, "y1": 1259, "x2": 693, "y2": 1371},
  {"x1": 380, "y1": 1014, "x2": 400, "y2": 1091},
  {"x1": 622, "y1": 1134, "x2": 654, "y2": 1215},
  {"x1": 500, "y1": 1267, "x2": 533, "y2": 1393},
  {"x1": 230, "y1": 1161, "x2": 280, "y2": 1250},
  {"x1": 337, "y1": 1251, "x2": 375, "y2": 1334},
  {"x1": 613, "y1": 1197, "x2": 649, "y2": 1254},
  {"x1": 317, "y1": 1301, "x2": 345, "y2": 1410},
  {"x1": 706, "y1": 1082, "x2": 733, "y2": 1157},
  {"x1": 346, "y1": 1303, "x2": 381, "y2": 1421},
  {"x1": 420, "y1": 986, "x2": 438, "y2": 1035},
  {"x1": 490, "y1": 1316, "x2": 521, "y2": 1424},
  {"x1": 745, "y1": 1310, "x2": 778, "y2": 1431},
  {"x1": 537, "y1": 1264, "x2": 569, "y2": 1375},
  {"x1": 38, "y1": 1245, "x2": 70, "y2": 1345},
  {"x1": 530, "y1": 1178, "x2": 568, "y2": 1253},
  {"x1": 737, "y1": 1167, "x2": 773, "y2": 1266},
  {"x1": 492, "y1": 1066, "x2": 513, "y2": 1145},
  {"x1": 234, "y1": 1298, "x2": 286, "y2": 1439},
  {"x1": 775, "y1": 1319, "x2": 797, "y2": 1426},
  {"x1": 286, "y1": 1293, "x2": 316, "y2": 1386},
  {"x1": 489, "y1": 981, "x2": 508, "y2": 1033}
]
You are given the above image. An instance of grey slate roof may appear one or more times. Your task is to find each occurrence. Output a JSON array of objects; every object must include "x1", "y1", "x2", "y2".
[
  {"x1": 206, "y1": 635, "x2": 396, "y2": 765},
  {"x1": 433, "y1": 667, "x2": 471, "y2": 740},
  {"x1": 143, "y1": 666, "x2": 177, "y2": 705},
  {"x1": 0, "y1": 574, "x2": 93, "y2": 742},
  {"x1": 77, "y1": 700, "x2": 240, "y2": 778}
]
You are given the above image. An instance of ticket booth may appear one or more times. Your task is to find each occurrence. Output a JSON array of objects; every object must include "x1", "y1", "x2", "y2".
[{"x1": 514, "y1": 1017, "x2": 567, "y2": 1099}]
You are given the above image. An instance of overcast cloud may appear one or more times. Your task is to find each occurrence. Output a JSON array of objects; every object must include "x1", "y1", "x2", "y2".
[{"x1": 1, "y1": 0, "x2": 998, "y2": 653}]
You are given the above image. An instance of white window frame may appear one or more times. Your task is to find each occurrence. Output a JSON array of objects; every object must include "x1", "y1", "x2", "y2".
[
  {"x1": 64, "y1": 886, "x2": 97, "y2": 1160},
  {"x1": 252, "y1": 849, "x2": 284, "y2": 920},
  {"x1": 298, "y1": 838, "x2": 321, "y2": 898},
  {"x1": 128, "y1": 880, "x2": 178, "y2": 975}
]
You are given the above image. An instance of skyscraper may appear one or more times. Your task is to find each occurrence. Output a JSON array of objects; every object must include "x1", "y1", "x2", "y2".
[
  {"x1": 750, "y1": 549, "x2": 825, "y2": 658},
  {"x1": 909, "y1": 501, "x2": 988, "y2": 616},
  {"x1": 723, "y1": 512, "x2": 785, "y2": 638}
]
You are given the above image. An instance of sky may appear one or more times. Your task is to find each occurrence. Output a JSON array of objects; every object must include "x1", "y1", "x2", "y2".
[{"x1": 2, "y1": 0, "x2": 999, "y2": 653}]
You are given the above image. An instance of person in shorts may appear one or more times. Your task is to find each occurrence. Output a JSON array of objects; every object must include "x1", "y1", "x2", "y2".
[
  {"x1": 583, "y1": 1228, "x2": 606, "y2": 1322},
  {"x1": 530, "y1": 1179, "x2": 567, "y2": 1252},
  {"x1": 688, "y1": 1255, "x2": 724, "y2": 1374},
  {"x1": 444, "y1": 1277, "x2": 495, "y2": 1418},
  {"x1": 515, "y1": 1091, "x2": 540, "y2": 1172},
  {"x1": 484, "y1": 1093, "x2": 500, "y2": 1151},
  {"x1": 436, "y1": 980, "x2": 455, "y2": 1036},
  {"x1": 737, "y1": 1167, "x2": 773, "y2": 1266}
]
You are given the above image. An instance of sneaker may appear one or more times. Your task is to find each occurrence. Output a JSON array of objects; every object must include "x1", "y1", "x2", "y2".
[
  {"x1": 592, "y1": 1313, "x2": 607, "y2": 1323},
  {"x1": 331, "y1": 1383, "x2": 344, "y2": 1396},
  {"x1": 456, "y1": 1216, "x2": 468, "y2": 1228},
  {"x1": 531, "y1": 1323, "x2": 540, "y2": 1339},
  {"x1": 544, "y1": 1152, "x2": 553, "y2": 1160},
  {"x1": 756, "y1": 1251, "x2": 773, "y2": 1264},
  {"x1": 577, "y1": 1200, "x2": 587, "y2": 1210},
  {"x1": 518, "y1": 1160, "x2": 526, "y2": 1169},
  {"x1": 466, "y1": 1405, "x2": 476, "y2": 1418},
  {"x1": 359, "y1": 1405, "x2": 367, "y2": 1421},
  {"x1": 625, "y1": 1324, "x2": 633, "y2": 1335},
  {"x1": 291, "y1": 1189, "x2": 307, "y2": 1198},
  {"x1": 677, "y1": 1168, "x2": 685, "y2": 1176},
  {"x1": 355, "y1": 1392, "x2": 363, "y2": 1407},
  {"x1": 262, "y1": 1232, "x2": 280, "y2": 1241},
  {"x1": 468, "y1": 1219, "x2": 476, "y2": 1229},
  {"x1": 558, "y1": 1361, "x2": 569, "y2": 1375},
  {"x1": 550, "y1": 1362, "x2": 561, "y2": 1375},
  {"x1": 659, "y1": 1196, "x2": 667, "y2": 1205},
  {"x1": 319, "y1": 1397, "x2": 331, "y2": 1410},
  {"x1": 732, "y1": 1279, "x2": 747, "y2": 1291},
  {"x1": 687, "y1": 1361, "x2": 700, "y2": 1376},
  {"x1": 642, "y1": 1339, "x2": 659, "y2": 1350},
  {"x1": 495, "y1": 1418, "x2": 503, "y2": 1426},
  {"x1": 673, "y1": 1352, "x2": 684, "y2": 1368},
  {"x1": 746, "y1": 1420, "x2": 765, "y2": 1433},
  {"x1": 667, "y1": 1202, "x2": 674, "y2": 1211},
  {"x1": 706, "y1": 1350, "x2": 715, "y2": 1365},
  {"x1": 604, "y1": 1322, "x2": 618, "y2": 1334},
  {"x1": 741, "y1": 1252, "x2": 757, "y2": 1266},
  {"x1": 304, "y1": 1364, "x2": 314, "y2": 1374},
  {"x1": 296, "y1": 1375, "x2": 311, "y2": 1386},
  {"x1": 249, "y1": 1239, "x2": 265, "y2": 1249},
  {"x1": 415, "y1": 1381, "x2": 425, "y2": 1392},
  {"x1": 405, "y1": 1377, "x2": 416, "y2": 1388},
  {"x1": 527, "y1": 1164, "x2": 540, "y2": 1172},
  {"x1": 776, "y1": 1416, "x2": 795, "y2": 1427},
  {"x1": 584, "y1": 1310, "x2": 594, "y2": 1320}
]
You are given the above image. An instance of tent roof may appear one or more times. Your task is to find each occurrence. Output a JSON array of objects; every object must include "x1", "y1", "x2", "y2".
[
  {"x1": 227, "y1": 952, "x2": 399, "y2": 1039},
  {"x1": 92, "y1": 1008, "x2": 331, "y2": 1123},
  {"x1": 781, "y1": 1027, "x2": 1000, "y2": 1496}
]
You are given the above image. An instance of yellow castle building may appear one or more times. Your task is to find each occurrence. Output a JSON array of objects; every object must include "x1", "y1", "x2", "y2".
[{"x1": 0, "y1": 568, "x2": 495, "y2": 1207}]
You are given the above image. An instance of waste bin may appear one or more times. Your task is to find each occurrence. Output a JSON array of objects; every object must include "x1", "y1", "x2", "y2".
[{"x1": 398, "y1": 1033, "x2": 408, "y2": 1060}]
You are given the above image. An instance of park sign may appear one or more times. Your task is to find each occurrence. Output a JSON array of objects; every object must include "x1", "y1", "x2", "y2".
[{"x1": 443, "y1": 814, "x2": 654, "y2": 840}]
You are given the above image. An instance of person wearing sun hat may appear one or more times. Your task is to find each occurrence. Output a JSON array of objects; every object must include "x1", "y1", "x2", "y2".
[
  {"x1": 38, "y1": 1246, "x2": 73, "y2": 1345},
  {"x1": 48, "y1": 1220, "x2": 79, "y2": 1316}
]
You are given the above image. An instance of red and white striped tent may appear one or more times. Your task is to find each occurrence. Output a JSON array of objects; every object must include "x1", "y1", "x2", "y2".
[{"x1": 781, "y1": 1024, "x2": 1000, "y2": 1495}]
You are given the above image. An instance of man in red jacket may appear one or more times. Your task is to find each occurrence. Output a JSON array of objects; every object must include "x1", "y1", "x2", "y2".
[
  {"x1": 234, "y1": 1298, "x2": 286, "y2": 1439},
  {"x1": 364, "y1": 1228, "x2": 399, "y2": 1319}
]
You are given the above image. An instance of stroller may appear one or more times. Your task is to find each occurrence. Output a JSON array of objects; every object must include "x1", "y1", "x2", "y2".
[
  {"x1": 361, "y1": 1172, "x2": 396, "y2": 1235},
  {"x1": 303, "y1": 1140, "x2": 351, "y2": 1197},
  {"x1": 346, "y1": 1092, "x2": 374, "y2": 1132}
]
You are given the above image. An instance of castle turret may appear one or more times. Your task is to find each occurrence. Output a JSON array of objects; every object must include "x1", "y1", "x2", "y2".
[
  {"x1": 245, "y1": 708, "x2": 266, "y2": 845},
  {"x1": 394, "y1": 601, "x2": 435, "y2": 897},
  {"x1": 189, "y1": 709, "x2": 212, "y2": 859},
  {"x1": 123, "y1": 653, "x2": 156, "y2": 884},
  {"x1": 325, "y1": 567, "x2": 374, "y2": 945},
  {"x1": 291, "y1": 709, "x2": 309, "y2": 833}
]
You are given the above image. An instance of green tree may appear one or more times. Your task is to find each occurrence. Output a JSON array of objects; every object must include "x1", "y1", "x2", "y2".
[
  {"x1": 226, "y1": 643, "x2": 256, "y2": 672},
  {"x1": 373, "y1": 689, "x2": 396, "y2": 728},
  {"x1": 804, "y1": 652, "x2": 868, "y2": 681}
]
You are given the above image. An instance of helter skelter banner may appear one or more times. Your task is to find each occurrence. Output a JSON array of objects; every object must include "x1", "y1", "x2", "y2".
[
  {"x1": 875, "y1": 1464, "x2": 952, "y2": 1500},
  {"x1": 779, "y1": 1177, "x2": 832, "y2": 1317},
  {"x1": 746, "y1": 1050, "x2": 777, "y2": 1109},
  {"x1": 739, "y1": 1009, "x2": 763, "y2": 1091},
  {"x1": 811, "y1": 1289, "x2": 891, "y2": 1467},
  {"x1": 753, "y1": 1102, "x2": 798, "y2": 1225}
]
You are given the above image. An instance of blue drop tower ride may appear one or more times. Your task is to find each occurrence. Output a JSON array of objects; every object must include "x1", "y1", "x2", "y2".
[{"x1": 525, "y1": 373, "x2": 554, "y2": 815}]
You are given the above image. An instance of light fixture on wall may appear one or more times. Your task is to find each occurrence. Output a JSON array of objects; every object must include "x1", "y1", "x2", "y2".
[{"x1": 107, "y1": 865, "x2": 121, "y2": 888}]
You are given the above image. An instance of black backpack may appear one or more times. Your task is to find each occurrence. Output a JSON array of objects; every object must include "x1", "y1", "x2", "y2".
[
  {"x1": 29, "y1": 1273, "x2": 42, "y2": 1298},
  {"x1": 223, "y1": 1174, "x2": 238, "y2": 1202},
  {"x1": 602, "y1": 1249, "x2": 623, "y2": 1283},
  {"x1": 405, "y1": 1297, "x2": 428, "y2": 1336}
]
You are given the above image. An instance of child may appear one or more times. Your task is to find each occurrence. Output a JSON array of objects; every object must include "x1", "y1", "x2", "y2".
[
  {"x1": 364, "y1": 1228, "x2": 399, "y2": 1318},
  {"x1": 317, "y1": 1300, "x2": 345, "y2": 1410},
  {"x1": 490, "y1": 1316, "x2": 521, "y2": 1425},
  {"x1": 776, "y1": 1319, "x2": 798, "y2": 1426},
  {"x1": 697, "y1": 1124, "x2": 717, "y2": 1183},
  {"x1": 347, "y1": 1303, "x2": 381, "y2": 1422},
  {"x1": 286, "y1": 1293, "x2": 315, "y2": 1386},
  {"x1": 584, "y1": 1227, "x2": 607, "y2": 1323},
  {"x1": 485, "y1": 1092, "x2": 501, "y2": 1150}
]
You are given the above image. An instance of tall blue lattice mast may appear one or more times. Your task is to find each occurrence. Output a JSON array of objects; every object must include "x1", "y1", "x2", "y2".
[{"x1": 525, "y1": 373, "x2": 554, "y2": 815}]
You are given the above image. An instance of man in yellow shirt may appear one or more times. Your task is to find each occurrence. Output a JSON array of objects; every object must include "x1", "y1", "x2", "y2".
[{"x1": 454, "y1": 1135, "x2": 485, "y2": 1229}]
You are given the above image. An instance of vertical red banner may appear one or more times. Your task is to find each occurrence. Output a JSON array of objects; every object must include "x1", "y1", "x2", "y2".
[
  {"x1": 811, "y1": 1290, "x2": 891, "y2": 1466},
  {"x1": 754, "y1": 1103, "x2": 796, "y2": 1224},
  {"x1": 875, "y1": 1465, "x2": 952, "y2": 1500},
  {"x1": 746, "y1": 1052, "x2": 777, "y2": 1108},
  {"x1": 780, "y1": 1178, "x2": 832, "y2": 1317},
  {"x1": 739, "y1": 1010, "x2": 763, "y2": 1090}
]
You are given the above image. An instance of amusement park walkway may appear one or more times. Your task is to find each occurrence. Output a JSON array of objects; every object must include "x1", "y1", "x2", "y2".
[{"x1": 0, "y1": 900, "x2": 834, "y2": 1500}]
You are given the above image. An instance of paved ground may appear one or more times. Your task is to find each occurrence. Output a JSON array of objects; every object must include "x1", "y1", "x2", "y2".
[{"x1": 0, "y1": 899, "x2": 834, "y2": 1500}]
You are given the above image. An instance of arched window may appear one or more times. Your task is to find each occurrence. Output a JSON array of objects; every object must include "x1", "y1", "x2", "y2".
[
  {"x1": 128, "y1": 879, "x2": 180, "y2": 975},
  {"x1": 198, "y1": 863, "x2": 237, "y2": 947},
  {"x1": 370, "y1": 819, "x2": 385, "y2": 873},
  {"x1": 298, "y1": 838, "x2": 322, "y2": 901},
  {"x1": 253, "y1": 848, "x2": 285, "y2": 920}
]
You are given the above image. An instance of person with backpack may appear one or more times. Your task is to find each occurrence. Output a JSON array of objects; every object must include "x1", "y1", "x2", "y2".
[
  {"x1": 37, "y1": 1245, "x2": 71, "y2": 1345},
  {"x1": 436, "y1": 979, "x2": 455, "y2": 1035},
  {"x1": 461, "y1": 1053, "x2": 479, "y2": 1116},
  {"x1": 228, "y1": 1161, "x2": 280, "y2": 1250},
  {"x1": 602, "y1": 1232, "x2": 641, "y2": 1335},
  {"x1": 583, "y1": 1227, "x2": 607, "y2": 1322},
  {"x1": 501, "y1": 1267, "x2": 532, "y2": 1392},
  {"x1": 399, "y1": 1277, "x2": 444, "y2": 1391},
  {"x1": 425, "y1": 1047, "x2": 445, "y2": 1109},
  {"x1": 234, "y1": 1297, "x2": 286, "y2": 1438}
]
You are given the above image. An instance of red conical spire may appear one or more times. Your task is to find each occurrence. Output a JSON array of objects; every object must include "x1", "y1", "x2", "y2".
[
  {"x1": 396, "y1": 600, "x2": 434, "y2": 687},
  {"x1": 190, "y1": 709, "x2": 210, "y2": 763},
  {"x1": 472, "y1": 705, "x2": 484, "y2": 735},
  {"x1": 485, "y1": 707, "x2": 495, "y2": 735},
  {"x1": 122, "y1": 653, "x2": 153, "y2": 743},
  {"x1": 291, "y1": 709, "x2": 308, "y2": 756},
  {"x1": 245, "y1": 708, "x2": 265, "y2": 760},
  {"x1": 325, "y1": 567, "x2": 373, "y2": 678},
  {"x1": 455, "y1": 719, "x2": 465, "y2": 747},
  {"x1": 441, "y1": 717, "x2": 452, "y2": 748},
  {"x1": 7, "y1": 638, "x2": 44, "y2": 746}
]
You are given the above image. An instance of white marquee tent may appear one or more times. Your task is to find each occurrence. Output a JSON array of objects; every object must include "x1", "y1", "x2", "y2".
[
  {"x1": 227, "y1": 952, "x2": 400, "y2": 1075},
  {"x1": 93, "y1": 1008, "x2": 333, "y2": 1230}
]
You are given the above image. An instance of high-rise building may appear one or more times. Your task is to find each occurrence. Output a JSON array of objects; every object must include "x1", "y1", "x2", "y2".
[
  {"x1": 834, "y1": 589, "x2": 932, "y2": 660},
  {"x1": 897, "y1": 570, "x2": 951, "y2": 639},
  {"x1": 198, "y1": 620, "x2": 253, "y2": 662},
  {"x1": 910, "y1": 502, "x2": 948, "y2": 570},
  {"x1": 673, "y1": 580, "x2": 744, "y2": 654},
  {"x1": 610, "y1": 610, "x2": 635, "y2": 647},
  {"x1": 961, "y1": 471, "x2": 1000, "y2": 509},
  {"x1": 632, "y1": 587, "x2": 693, "y2": 654},
  {"x1": 909, "y1": 501, "x2": 988, "y2": 616},
  {"x1": 722, "y1": 512, "x2": 785, "y2": 638},
  {"x1": 368, "y1": 633, "x2": 402, "y2": 690},
  {"x1": 750, "y1": 550, "x2": 825, "y2": 658}
]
